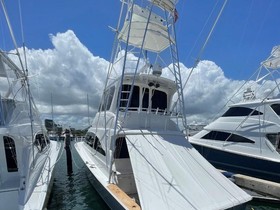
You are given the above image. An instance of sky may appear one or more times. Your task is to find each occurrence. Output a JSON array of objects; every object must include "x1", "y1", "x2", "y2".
[{"x1": 0, "y1": 0, "x2": 279, "y2": 129}]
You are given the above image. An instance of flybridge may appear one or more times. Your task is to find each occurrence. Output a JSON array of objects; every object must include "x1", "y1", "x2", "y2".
[
  {"x1": 262, "y1": 45, "x2": 280, "y2": 70},
  {"x1": 118, "y1": 4, "x2": 174, "y2": 52},
  {"x1": 106, "y1": 0, "x2": 180, "y2": 78}
]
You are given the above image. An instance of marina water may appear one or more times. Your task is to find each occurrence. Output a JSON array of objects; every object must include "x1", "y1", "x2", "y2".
[
  {"x1": 47, "y1": 141, "x2": 109, "y2": 210},
  {"x1": 47, "y1": 141, "x2": 279, "y2": 210}
]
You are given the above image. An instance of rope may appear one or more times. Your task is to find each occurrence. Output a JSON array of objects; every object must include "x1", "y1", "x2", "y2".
[
  {"x1": 172, "y1": 0, "x2": 228, "y2": 110},
  {"x1": 17, "y1": 0, "x2": 25, "y2": 47},
  {"x1": 210, "y1": 66, "x2": 261, "y2": 121},
  {"x1": 183, "y1": 0, "x2": 228, "y2": 91},
  {"x1": 185, "y1": 0, "x2": 220, "y2": 65},
  {"x1": 0, "y1": 0, "x2": 24, "y2": 70}
]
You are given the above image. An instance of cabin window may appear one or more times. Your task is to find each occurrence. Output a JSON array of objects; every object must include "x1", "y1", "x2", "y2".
[
  {"x1": 4, "y1": 136, "x2": 18, "y2": 172},
  {"x1": 118, "y1": 84, "x2": 167, "y2": 112},
  {"x1": 87, "y1": 134, "x2": 106, "y2": 156},
  {"x1": 222, "y1": 107, "x2": 263, "y2": 117},
  {"x1": 85, "y1": 133, "x2": 95, "y2": 147},
  {"x1": 106, "y1": 86, "x2": 115, "y2": 110},
  {"x1": 202, "y1": 131, "x2": 255, "y2": 143},
  {"x1": 94, "y1": 137, "x2": 106, "y2": 156},
  {"x1": 266, "y1": 133, "x2": 280, "y2": 150},
  {"x1": 120, "y1": 85, "x2": 139, "y2": 109},
  {"x1": 151, "y1": 90, "x2": 167, "y2": 111},
  {"x1": 142, "y1": 88, "x2": 149, "y2": 111},
  {"x1": 34, "y1": 133, "x2": 49, "y2": 152},
  {"x1": 100, "y1": 86, "x2": 115, "y2": 111},
  {"x1": 271, "y1": 104, "x2": 280, "y2": 116},
  {"x1": 115, "y1": 137, "x2": 129, "y2": 159}
]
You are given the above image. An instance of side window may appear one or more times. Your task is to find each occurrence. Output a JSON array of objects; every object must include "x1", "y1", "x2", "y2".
[
  {"x1": 84, "y1": 133, "x2": 107, "y2": 156},
  {"x1": 120, "y1": 85, "x2": 139, "y2": 110},
  {"x1": 85, "y1": 133, "x2": 94, "y2": 147},
  {"x1": 115, "y1": 137, "x2": 129, "y2": 159},
  {"x1": 93, "y1": 136, "x2": 106, "y2": 156},
  {"x1": 222, "y1": 107, "x2": 263, "y2": 117},
  {"x1": 4, "y1": 136, "x2": 18, "y2": 172},
  {"x1": 34, "y1": 133, "x2": 48, "y2": 152},
  {"x1": 266, "y1": 133, "x2": 280, "y2": 151},
  {"x1": 99, "y1": 86, "x2": 115, "y2": 111},
  {"x1": 151, "y1": 90, "x2": 167, "y2": 112},
  {"x1": 105, "y1": 86, "x2": 115, "y2": 110},
  {"x1": 142, "y1": 88, "x2": 149, "y2": 111},
  {"x1": 271, "y1": 104, "x2": 280, "y2": 116},
  {"x1": 202, "y1": 131, "x2": 254, "y2": 143}
]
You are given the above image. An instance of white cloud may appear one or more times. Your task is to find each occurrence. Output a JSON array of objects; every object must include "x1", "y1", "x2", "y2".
[
  {"x1": 24, "y1": 30, "x2": 108, "y2": 128},
  {"x1": 179, "y1": 61, "x2": 244, "y2": 123},
  {"x1": 179, "y1": 61, "x2": 280, "y2": 124},
  {"x1": 4, "y1": 30, "x2": 277, "y2": 129}
]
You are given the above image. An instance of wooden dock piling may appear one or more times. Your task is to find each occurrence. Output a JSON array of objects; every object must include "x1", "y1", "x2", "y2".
[{"x1": 64, "y1": 130, "x2": 73, "y2": 175}]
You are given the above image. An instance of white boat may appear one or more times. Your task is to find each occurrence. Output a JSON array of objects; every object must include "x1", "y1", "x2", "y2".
[
  {"x1": 0, "y1": 1, "x2": 62, "y2": 209},
  {"x1": 48, "y1": 131, "x2": 59, "y2": 141},
  {"x1": 75, "y1": 0, "x2": 251, "y2": 209},
  {"x1": 189, "y1": 45, "x2": 280, "y2": 183}
]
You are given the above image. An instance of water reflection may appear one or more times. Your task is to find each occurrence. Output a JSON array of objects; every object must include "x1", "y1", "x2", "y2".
[{"x1": 47, "y1": 143, "x2": 109, "y2": 210}]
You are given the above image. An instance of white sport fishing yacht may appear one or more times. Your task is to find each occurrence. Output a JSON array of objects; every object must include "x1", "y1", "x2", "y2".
[
  {"x1": 75, "y1": 0, "x2": 251, "y2": 209},
  {"x1": 0, "y1": 1, "x2": 61, "y2": 209},
  {"x1": 190, "y1": 45, "x2": 280, "y2": 183}
]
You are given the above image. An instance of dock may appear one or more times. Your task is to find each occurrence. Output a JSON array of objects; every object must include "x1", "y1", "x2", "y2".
[{"x1": 221, "y1": 170, "x2": 280, "y2": 202}]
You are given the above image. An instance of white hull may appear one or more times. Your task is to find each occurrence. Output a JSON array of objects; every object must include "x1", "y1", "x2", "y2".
[
  {"x1": 75, "y1": 130, "x2": 251, "y2": 210},
  {"x1": 189, "y1": 97, "x2": 280, "y2": 182},
  {"x1": 0, "y1": 2, "x2": 62, "y2": 209},
  {"x1": 0, "y1": 140, "x2": 61, "y2": 210},
  {"x1": 75, "y1": 141, "x2": 139, "y2": 210},
  {"x1": 21, "y1": 140, "x2": 62, "y2": 210}
]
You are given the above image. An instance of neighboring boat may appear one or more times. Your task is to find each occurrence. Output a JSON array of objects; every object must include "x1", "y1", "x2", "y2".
[
  {"x1": 48, "y1": 131, "x2": 59, "y2": 141},
  {"x1": 189, "y1": 45, "x2": 280, "y2": 183},
  {"x1": 75, "y1": 0, "x2": 251, "y2": 209},
  {"x1": 0, "y1": 1, "x2": 62, "y2": 209}
]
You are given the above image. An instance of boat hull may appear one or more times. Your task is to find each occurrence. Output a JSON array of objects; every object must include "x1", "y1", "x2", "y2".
[
  {"x1": 81, "y1": 147, "x2": 249, "y2": 210},
  {"x1": 22, "y1": 140, "x2": 62, "y2": 210},
  {"x1": 75, "y1": 142, "x2": 131, "y2": 210},
  {"x1": 85, "y1": 166, "x2": 125, "y2": 210},
  {"x1": 192, "y1": 143, "x2": 280, "y2": 183}
]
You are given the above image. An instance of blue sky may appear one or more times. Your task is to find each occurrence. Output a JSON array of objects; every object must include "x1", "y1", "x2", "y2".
[
  {"x1": 3, "y1": 0, "x2": 280, "y2": 80},
  {"x1": 1, "y1": 0, "x2": 280, "y2": 128}
]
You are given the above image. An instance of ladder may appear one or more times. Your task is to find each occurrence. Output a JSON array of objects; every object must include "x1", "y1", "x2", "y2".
[{"x1": 168, "y1": 23, "x2": 188, "y2": 132}]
